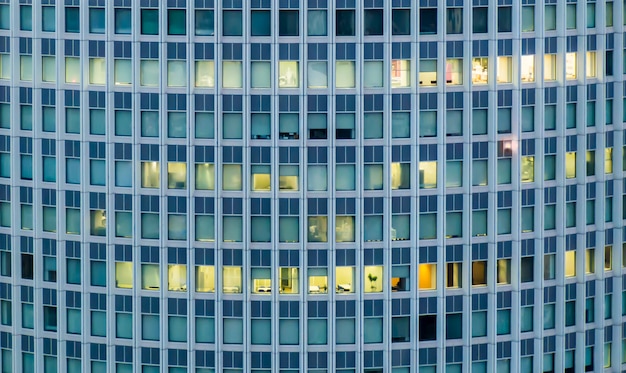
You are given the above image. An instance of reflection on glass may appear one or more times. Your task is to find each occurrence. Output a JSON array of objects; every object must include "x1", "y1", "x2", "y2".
[
  {"x1": 168, "y1": 265, "x2": 187, "y2": 291},
  {"x1": 419, "y1": 161, "x2": 437, "y2": 188},
  {"x1": 167, "y1": 162, "x2": 186, "y2": 189},
  {"x1": 195, "y1": 163, "x2": 215, "y2": 190},
  {"x1": 307, "y1": 216, "x2": 328, "y2": 242},
  {"x1": 279, "y1": 61, "x2": 299, "y2": 88},
  {"x1": 335, "y1": 216, "x2": 355, "y2": 243},
  {"x1": 196, "y1": 265, "x2": 215, "y2": 292},
  {"x1": 90, "y1": 210, "x2": 106, "y2": 236},
  {"x1": 445, "y1": 59, "x2": 463, "y2": 85},
  {"x1": 223, "y1": 266, "x2": 242, "y2": 293},
  {"x1": 391, "y1": 163, "x2": 410, "y2": 189},
  {"x1": 141, "y1": 264, "x2": 160, "y2": 290},
  {"x1": 141, "y1": 162, "x2": 160, "y2": 188},
  {"x1": 521, "y1": 156, "x2": 534, "y2": 182}
]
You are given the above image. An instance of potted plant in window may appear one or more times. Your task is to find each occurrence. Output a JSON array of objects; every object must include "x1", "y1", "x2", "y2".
[{"x1": 367, "y1": 273, "x2": 378, "y2": 291}]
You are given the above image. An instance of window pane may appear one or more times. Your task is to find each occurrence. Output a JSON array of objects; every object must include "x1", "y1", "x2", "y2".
[
  {"x1": 168, "y1": 9, "x2": 186, "y2": 35},
  {"x1": 140, "y1": 60, "x2": 159, "y2": 86},
  {"x1": 250, "y1": 10, "x2": 271, "y2": 36},
  {"x1": 308, "y1": 10, "x2": 327, "y2": 36},
  {"x1": 307, "y1": 61, "x2": 327, "y2": 88},
  {"x1": 279, "y1": 10, "x2": 299, "y2": 36},
  {"x1": 307, "y1": 165, "x2": 328, "y2": 191},
  {"x1": 364, "y1": 9, "x2": 383, "y2": 35},
  {"x1": 114, "y1": 110, "x2": 132, "y2": 136},
  {"x1": 167, "y1": 61, "x2": 186, "y2": 87},
  {"x1": 141, "y1": 9, "x2": 159, "y2": 35},
  {"x1": 115, "y1": 8, "x2": 131, "y2": 34},
  {"x1": 392, "y1": 9, "x2": 410, "y2": 35},
  {"x1": 222, "y1": 113, "x2": 242, "y2": 139},
  {"x1": 222, "y1": 61, "x2": 243, "y2": 88},
  {"x1": 89, "y1": 8, "x2": 105, "y2": 33},
  {"x1": 195, "y1": 10, "x2": 214, "y2": 36},
  {"x1": 223, "y1": 10, "x2": 242, "y2": 36},
  {"x1": 195, "y1": 112, "x2": 214, "y2": 139},
  {"x1": 65, "y1": 7, "x2": 80, "y2": 33},
  {"x1": 42, "y1": 6, "x2": 55, "y2": 32},
  {"x1": 392, "y1": 112, "x2": 410, "y2": 138},
  {"x1": 20, "y1": 5, "x2": 32, "y2": 31},
  {"x1": 363, "y1": 61, "x2": 383, "y2": 88},
  {"x1": 251, "y1": 61, "x2": 271, "y2": 88},
  {"x1": 20, "y1": 55, "x2": 32, "y2": 81},
  {"x1": 335, "y1": 61, "x2": 355, "y2": 88},
  {"x1": 42, "y1": 56, "x2": 56, "y2": 82},
  {"x1": 114, "y1": 59, "x2": 132, "y2": 85},
  {"x1": 336, "y1": 10, "x2": 355, "y2": 36},
  {"x1": 191, "y1": 60, "x2": 214, "y2": 87}
]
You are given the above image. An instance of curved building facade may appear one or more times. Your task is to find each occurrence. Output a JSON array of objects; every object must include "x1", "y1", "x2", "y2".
[{"x1": 0, "y1": 0, "x2": 624, "y2": 372}]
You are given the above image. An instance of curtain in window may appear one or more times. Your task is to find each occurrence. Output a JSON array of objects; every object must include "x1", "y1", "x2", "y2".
[
  {"x1": 20, "y1": 55, "x2": 32, "y2": 81},
  {"x1": 116, "y1": 313, "x2": 132, "y2": 339},
  {"x1": 251, "y1": 319, "x2": 271, "y2": 344},
  {"x1": 307, "y1": 61, "x2": 327, "y2": 88},
  {"x1": 66, "y1": 309, "x2": 81, "y2": 334},
  {"x1": 89, "y1": 109, "x2": 105, "y2": 135},
  {"x1": 141, "y1": 213, "x2": 159, "y2": 239},
  {"x1": 223, "y1": 216, "x2": 242, "y2": 242},
  {"x1": 115, "y1": 162, "x2": 131, "y2": 187},
  {"x1": 307, "y1": 165, "x2": 327, "y2": 191},
  {"x1": 279, "y1": 113, "x2": 299, "y2": 134},
  {"x1": 65, "y1": 57, "x2": 81, "y2": 83},
  {"x1": 446, "y1": 212, "x2": 462, "y2": 238},
  {"x1": 89, "y1": 58, "x2": 106, "y2": 85},
  {"x1": 419, "y1": 111, "x2": 437, "y2": 137},
  {"x1": 42, "y1": 56, "x2": 56, "y2": 82},
  {"x1": 195, "y1": 112, "x2": 214, "y2": 139},
  {"x1": 195, "y1": 215, "x2": 215, "y2": 241},
  {"x1": 497, "y1": 159, "x2": 511, "y2": 184},
  {"x1": 21, "y1": 204, "x2": 33, "y2": 230},
  {"x1": 472, "y1": 311, "x2": 486, "y2": 337},
  {"x1": 168, "y1": 316, "x2": 187, "y2": 342},
  {"x1": 66, "y1": 209, "x2": 80, "y2": 234},
  {"x1": 195, "y1": 317, "x2": 215, "y2": 343},
  {"x1": 364, "y1": 215, "x2": 383, "y2": 242},
  {"x1": 392, "y1": 112, "x2": 410, "y2": 138},
  {"x1": 251, "y1": 113, "x2": 271, "y2": 138},
  {"x1": 279, "y1": 319, "x2": 299, "y2": 345},
  {"x1": 20, "y1": 105, "x2": 32, "y2": 130},
  {"x1": 222, "y1": 113, "x2": 242, "y2": 139},
  {"x1": 307, "y1": 10, "x2": 327, "y2": 35},
  {"x1": 279, "y1": 217, "x2": 298, "y2": 242},
  {"x1": 222, "y1": 61, "x2": 242, "y2": 88},
  {"x1": 472, "y1": 109, "x2": 487, "y2": 134},
  {"x1": 497, "y1": 209, "x2": 511, "y2": 234},
  {"x1": 223, "y1": 318, "x2": 243, "y2": 344},
  {"x1": 419, "y1": 214, "x2": 436, "y2": 239},
  {"x1": 222, "y1": 164, "x2": 242, "y2": 190},
  {"x1": 335, "y1": 61, "x2": 355, "y2": 88},
  {"x1": 363, "y1": 164, "x2": 383, "y2": 190}
]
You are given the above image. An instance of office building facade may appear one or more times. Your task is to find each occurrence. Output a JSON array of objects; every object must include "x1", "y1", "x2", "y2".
[{"x1": 0, "y1": 0, "x2": 624, "y2": 372}]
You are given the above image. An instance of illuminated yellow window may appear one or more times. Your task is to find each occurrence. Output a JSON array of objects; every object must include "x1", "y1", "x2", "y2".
[
  {"x1": 445, "y1": 59, "x2": 463, "y2": 85},
  {"x1": 65, "y1": 57, "x2": 81, "y2": 84},
  {"x1": 42, "y1": 56, "x2": 56, "y2": 82},
  {"x1": 565, "y1": 251, "x2": 576, "y2": 277},
  {"x1": 391, "y1": 162, "x2": 410, "y2": 189},
  {"x1": 335, "y1": 216, "x2": 355, "y2": 243},
  {"x1": 251, "y1": 268, "x2": 271, "y2": 294},
  {"x1": 544, "y1": 54, "x2": 556, "y2": 81},
  {"x1": 222, "y1": 61, "x2": 242, "y2": 88},
  {"x1": 168, "y1": 264, "x2": 187, "y2": 291},
  {"x1": 419, "y1": 161, "x2": 437, "y2": 189},
  {"x1": 335, "y1": 61, "x2": 355, "y2": 88},
  {"x1": 521, "y1": 156, "x2": 535, "y2": 182},
  {"x1": 19, "y1": 55, "x2": 32, "y2": 81},
  {"x1": 472, "y1": 261, "x2": 487, "y2": 286},
  {"x1": 605, "y1": 148, "x2": 613, "y2": 174},
  {"x1": 141, "y1": 264, "x2": 160, "y2": 290},
  {"x1": 496, "y1": 56, "x2": 512, "y2": 83},
  {"x1": 115, "y1": 262, "x2": 133, "y2": 289},
  {"x1": 586, "y1": 52, "x2": 596, "y2": 78},
  {"x1": 418, "y1": 263, "x2": 436, "y2": 290},
  {"x1": 195, "y1": 60, "x2": 215, "y2": 87},
  {"x1": 585, "y1": 249, "x2": 595, "y2": 274},
  {"x1": 391, "y1": 59, "x2": 410, "y2": 88},
  {"x1": 565, "y1": 52, "x2": 576, "y2": 79},
  {"x1": 279, "y1": 61, "x2": 299, "y2": 88},
  {"x1": 471, "y1": 57, "x2": 488, "y2": 84},
  {"x1": 308, "y1": 268, "x2": 328, "y2": 294},
  {"x1": 195, "y1": 265, "x2": 215, "y2": 292},
  {"x1": 521, "y1": 55, "x2": 535, "y2": 82},
  {"x1": 419, "y1": 59, "x2": 437, "y2": 86},
  {"x1": 586, "y1": 151, "x2": 595, "y2": 176},
  {"x1": 222, "y1": 164, "x2": 242, "y2": 191},
  {"x1": 167, "y1": 162, "x2": 187, "y2": 189},
  {"x1": 497, "y1": 259, "x2": 511, "y2": 284},
  {"x1": 195, "y1": 163, "x2": 215, "y2": 190},
  {"x1": 223, "y1": 266, "x2": 242, "y2": 293},
  {"x1": 565, "y1": 152, "x2": 576, "y2": 178},
  {"x1": 89, "y1": 58, "x2": 106, "y2": 85},
  {"x1": 251, "y1": 165, "x2": 271, "y2": 191},
  {"x1": 364, "y1": 266, "x2": 383, "y2": 293},
  {"x1": 336, "y1": 266, "x2": 354, "y2": 293},
  {"x1": 279, "y1": 267, "x2": 299, "y2": 294},
  {"x1": 141, "y1": 162, "x2": 160, "y2": 188}
]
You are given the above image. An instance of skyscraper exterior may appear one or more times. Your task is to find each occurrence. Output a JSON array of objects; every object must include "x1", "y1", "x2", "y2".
[{"x1": 0, "y1": 0, "x2": 624, "y2": 372}]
